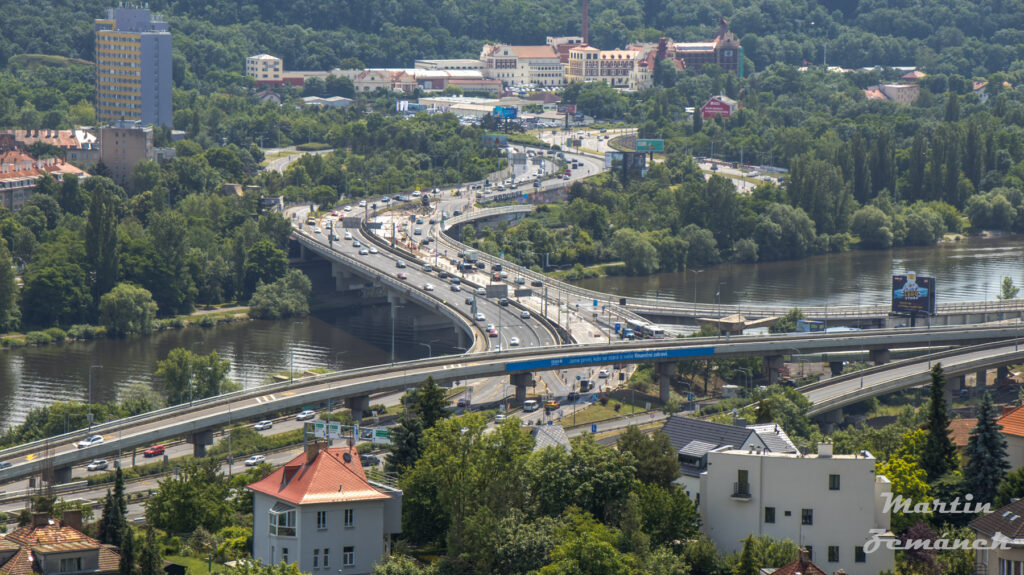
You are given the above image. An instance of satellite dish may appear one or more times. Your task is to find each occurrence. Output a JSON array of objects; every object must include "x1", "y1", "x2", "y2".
[{"x1": 342, "y1": 452, "x2": 352, "y2": 463}]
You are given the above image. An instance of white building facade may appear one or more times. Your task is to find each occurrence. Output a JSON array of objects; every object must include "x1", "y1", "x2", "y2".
[
  {"x1": 699, "y1": 444, "x2": 894, "y2": 575},
  {"x1": 249, "y1": 444, "x2": 402, "y2": 575}
]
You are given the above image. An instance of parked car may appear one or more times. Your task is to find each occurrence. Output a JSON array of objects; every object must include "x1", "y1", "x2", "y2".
[
  {"x1": 360, "y1": 454, "x2": 381, "y2": 466},
  {"x1": 254, "y1": 420, "x2": 274, "y2": 431},
  {"x1": 296, "y1": 409, "x2": 316, "y2": 421},
  {"x1": 244, "y1": 455, "x2": 266, "y2": 467},
  {"x1": 143, "y1": 445, "x2": 165, "y2": 457},
  {"x1": 76, "y1": 435, "x2": 104, "y2": 449},
  {"x1": 86, "y1": 460, "x2": 109, "y2": 472}
]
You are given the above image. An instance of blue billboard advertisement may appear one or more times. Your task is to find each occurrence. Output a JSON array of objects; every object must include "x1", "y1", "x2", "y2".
[
  {"x1": 505, "y1": 346, "x2": 715, "y2": 372},
  {"x1": 493, "y1": 106, "x2": 518, "y2": 119},
  {"x1": 892, "y1": 272, "x2": 936, "y2": 315}
]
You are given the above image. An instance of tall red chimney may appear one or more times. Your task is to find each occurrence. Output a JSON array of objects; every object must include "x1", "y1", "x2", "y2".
[{"x1": 582, "y1": 0, "x2": 589, "y2": 45}]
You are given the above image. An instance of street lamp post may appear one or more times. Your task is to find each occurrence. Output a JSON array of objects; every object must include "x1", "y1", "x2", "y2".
[
  {"x1": 88, "y1": 365, "x2": 102, "y2": 433},
  {"x1": 688, "y1": 268, "x2": 703, "y2": 323},
  {"x1": 716, "y1": 282, "x2": 726, "y2": 338}
]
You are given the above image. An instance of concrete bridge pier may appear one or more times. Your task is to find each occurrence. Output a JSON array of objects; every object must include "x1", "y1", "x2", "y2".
[
  {"x1": 511, "y1": 372, "x2": 533, "y2": 404},
  {"x1": 53, "y1": 465, "x2": 73, "y2": 484},
  {"x1": 657, "y1": 362, "x2": 677, "y2": 403},
  {"x1": 976, "y1": 369, "x2": 988, "y2": 394},
  {"x1": 455, "y1": 328, "x2": 470, "y2": 350},
  {"x1": 348, "y1": 395, "x2": 370, "y2": 421},
  {"x1": 869, "y1": 348, "x2": 891, "y2": 365},
  {"x1": 829, "y1": 361, "x2": 844, "y2": 377},
  {"x1": 816, "y1": 408, "x2": 843, "y2": 434},
  {"x1": 945, "y1": 376, "x2": 963, "y2": 410},
  {"x1": 187, "y1": 429, "x2": 214, "y2": 457},
  {"x1": 763, "y1": 355, "x2": 784, "y2": 385}
]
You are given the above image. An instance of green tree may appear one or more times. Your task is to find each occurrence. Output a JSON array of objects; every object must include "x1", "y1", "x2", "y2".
[
  {"x1": 243, "y1": 239, "x2": 288, "y2": 297},
  {"x1": 850, "y1": 205, "x2": 894, "y2": 249},
  {"x1": 84, "y1": 177, "x2": 121, "y2": 305},
  {"x1": 118, "y1": 526, "x2": 137, "y2": 575},
  {"x1": 634, "y1": 482, "x2": 700, "y2": 546},
  {"x1": 921, "y1": 364, "x2": 958, "y2": 482},
  {"x1": 963, "y1": 392, "x2": 1009, "y2": 504},
  {"x1": 612, "y1": 228, "x2": 659, "y2": 275},
  {"x1": 248, "y1": 269, "x2": 311, "y2": 319},
  {"x1": 98, "y1": 488, "x2": 124, "y2": 547},
  {"x1": 413, "y1": 376, "x2": 449, "y2": 429},
  {"x1": 145, "y1": 458, "x2": 232, "y2": 533},
  {"x1": 0, "y1": 239, "x2": 19, "y2": 331},
  {"x1": 99, "y1": 282, "x2": 158, "y2": 335},
  {"x1": 998, "y1": 277, "x2": 1019, "y2": 300},
  {"x1": 995, "y1": 467, "x2": 1024, "y2": 507},
  {"x1": 386, "y1": 415, "x2": 424, "y2": 474},
  {"x1": 156, "y1": 349, "x2": 231, "y2": 405},
  {"x1": 370, "y1": 554, "x2": 432, "y2": 575},
  {"x1": 876, "y1": 456, "x2": 931, "y2": 532},
  {"x1": 539, "y1": 510, "x2": 633, "y2": 575},
  {"x1": 138, "y1": 528, "x2": 163, "y2": 575},
  {"x1": 616, "y1": 427, "x2": 680, "y2": 488},
  {"x1": 770, "y1": 308, "x2": 805, "y2": 334},
  {"x1": 734, "y1": 535, "x2": 757, "y2": 575}
]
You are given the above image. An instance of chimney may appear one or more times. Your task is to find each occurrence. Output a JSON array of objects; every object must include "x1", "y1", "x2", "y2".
[
  {"x1": 582, "y1": 0, "x2": 589, "y2": 45},
  {"x1": 732, "y1": 417, "x2": 747, "y2": 427},
  {"x1": 32, "y1": 512, "x2": 50, "y2": 528},
  {"x1": 798, "y1": 547, "x2": 811, "y2": 568},
  {"x1": 817, "y1": 441, "x2": 833, "y2": 457},
  {"x1": 304, "y1": 442, "x2": 320, "y2": 464},
  {"x1": 61, "y1": 510, "x2": 83, "y2": 531}
]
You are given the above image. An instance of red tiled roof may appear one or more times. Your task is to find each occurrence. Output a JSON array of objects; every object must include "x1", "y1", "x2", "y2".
[
  {"x1": 948, "y1": 418, "x2": 977, "y2": 448},
  {"x1": 998, "y1": 405, "x2": 1024, "y2": 438},
  {"x1": 0, "y1": 521, "x2": 118, "y2": 575},
  {"x1": 770, "y1": 557, "x2": 829, "y2": 575},
  {"x1": 248, "y1": 446, "x2": 389, "y2": 505},
  {"x1": 901, "y1": 70, "x2": 926, "y2": 81},
  {"x1": 864, "y1": 88, "x2": 888, "y2": 101},
  {"x1": 509, "y1": 45, "x2": 558, "y2": 59}
]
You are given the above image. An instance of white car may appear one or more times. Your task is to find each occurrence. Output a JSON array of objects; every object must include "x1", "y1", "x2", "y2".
[
  {"x1": 86, "y1": 460, "x2": 108, "y2": 471},
  {"x1": 412, "y1": 190, "x2": 421, "y2": 197},
  {"x1": 475, "y1": 312, "x2": 486, "y2": 321},
  {"x1": 244, "y1": 455, "x2": 266, "y2": 467},
  {"x1": 254, "y1": 420, "x2": 273, "y2": 431},
  {"x1": 599, "y1": 369, "x2": 610, "y2": 378},
  {"x1": 510, "y1": 337, "x2": 521, "y2": 346},
  {"x1": 76, "y1": 435, "x2": 104, "y2": 449},
  {"x1": 520, "y1": 310, "x2": 531, "y2": 319},
  {"x1": 451, "y1": 285, "x2": 461, "y2": 292},
  {"x1": 476, "y1": 287, "x2": 486, "y2": 296},
  {"x1": 343, "y1": 206, "x2": 352, "y2": 212},
  {"x1": 296, "y1": 409, "x2": 316, "y2": 421},
  {"x1": 359, "y1": 248, "x2": 369, "y2": 255},
  {"x1": 358, "y1": 200, "x2": 366, "y2": 207},
  {"x1": 423, "y1": 283, "x2": 434, "y2": 291},
  {"x1": 353, "y1": 240, "x2": 361, "y2": 247},
  {"x1": 494, "y1": 414, "x2": 508, "y2": 423},
  {"x1": 369, "y1": 247, "x2": 379, "y2": 254},
  {"x1": 344, "y1": 232, "x2": 353, "y2": 240},
  {"x1": 314, "y1": 227, "x2": 322, "y2": 234},
  {"x1": 486, "y1": 324, "x2": 495, "y2": 331}
]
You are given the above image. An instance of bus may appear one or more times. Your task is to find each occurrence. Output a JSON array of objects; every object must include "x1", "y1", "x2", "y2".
[{"x1": 626, "y1": 319, "x2": 666, "y2": 340}]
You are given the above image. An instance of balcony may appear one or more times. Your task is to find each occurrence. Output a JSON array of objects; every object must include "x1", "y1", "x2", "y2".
[{"x1": 731, "y1": 481, "x2": 752, "y2": 500}]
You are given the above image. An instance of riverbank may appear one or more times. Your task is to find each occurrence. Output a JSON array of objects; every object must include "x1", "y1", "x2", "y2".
[{"x1": 0, "y1": 305, "x2": 252, "y2": 350}]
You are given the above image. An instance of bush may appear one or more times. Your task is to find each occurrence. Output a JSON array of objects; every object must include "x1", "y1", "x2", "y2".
[
  {"x1": 25, "y1": 331, "x2": 52, "y2": 345},
  {"x1": 249, "y1": 270, "x2": 312, "y2": 320},
  {"x1": 43, "y1": 327, "x2": 67, "y2": 342},
  {"x1": 598, "y1": 395, "x2": 610, "y2": 406},
  {"x1": 68, "y1": 324, "x2": 104, "y2": 340},
  {"x1": 198, "y1": 316, "x2": 216, "y2": 327},
  {"x1": 296, "y1": 142, "x2": 331, "y2": 151}
]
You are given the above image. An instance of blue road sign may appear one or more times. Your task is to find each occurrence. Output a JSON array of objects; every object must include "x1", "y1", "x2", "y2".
[
  {"x1": 576, "y1": 375, "x2": 581, "y2": 380},
  {"x1": 591, "y1": 424, "x2": 598, "y2": 433},
  {"x1": 688, "y1": 393, "x2": 694, "y2": 401},
  {"x1": 593, "y1": 299, "x2": 598, "y2": 307}
]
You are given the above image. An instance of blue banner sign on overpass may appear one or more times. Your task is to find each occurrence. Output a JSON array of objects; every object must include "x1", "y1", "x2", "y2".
[{"x1": 505, "y1": 347, "x2": 715, "y2": 372}]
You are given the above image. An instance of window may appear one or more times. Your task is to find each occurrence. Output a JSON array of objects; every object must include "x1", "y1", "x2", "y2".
[
  {"x1": 764, "y1": 507, "x2": 775, "y2": 523},
  {"x1": 323, "y1": 549, "x2": 329, "y2": 568},
  {"x1": 828, "y1": 546, "x2": 839, "y2": 562},
  {"x1": 317, "y1": 510, "x2": 327, "y2": 529},
  {"x1": 343, "y1": 546, "x2": 355, "y2": 567},
  {"x1": 344, "y1": 508, "x2": 354, "y2": 527},
  {"x1": 313, "y1": 549, "x2": 319, "y2": 569},
  {"x1": 60, "y1": 558, "x2": 82, "y2": 573},
  {"x1": 282, "y1": 548, "x2": 289, "y2": 564},
  {"x1": 999, "y1": 559, "x2": 1024, "y2": 575},
  {"x1": 269, "y1": 506, "x2": 296, "y2": 536},
  {"x1": 801, "y1": 508, "x2": 813, "y2": 525},
  {"x1": 855, "y1": 546, "x2": 866, "y2": 563},
  {"x1": 829, "y1": 474, "x2": 841, "y2": 491}
]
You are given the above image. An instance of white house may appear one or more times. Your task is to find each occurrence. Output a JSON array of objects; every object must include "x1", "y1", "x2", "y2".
[
  {"x1": 699, "y1": 443, "x2": 894, "y2": 575},
  {"x1": 248, "y1": 443, "x2": 402, "y2": 575}
]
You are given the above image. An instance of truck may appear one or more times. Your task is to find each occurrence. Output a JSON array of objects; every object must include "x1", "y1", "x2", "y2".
[{"x1": 464, "y1": 250, "x2": 479, "y2": 264}]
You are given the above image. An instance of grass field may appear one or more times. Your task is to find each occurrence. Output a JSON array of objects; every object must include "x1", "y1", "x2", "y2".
[
  {"x1": 556, "y1": 397, "x2": 650, "y2": 427},
  {"x1": 165, "y1": 555, "x2": 229, "y2": 575}
]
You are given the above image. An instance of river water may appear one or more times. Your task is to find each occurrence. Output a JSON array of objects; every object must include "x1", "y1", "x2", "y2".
[
  {"x1": 0, "y1": 306, "x2": 457, "y2": 427},
  {"x1": 573, "y1": 235, "x2": 1024, "y2": 309}
]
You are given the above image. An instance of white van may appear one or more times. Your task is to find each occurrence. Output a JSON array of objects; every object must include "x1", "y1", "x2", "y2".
[{"x1": 523, "y1": 399, "x2": 539, "y2": 412}]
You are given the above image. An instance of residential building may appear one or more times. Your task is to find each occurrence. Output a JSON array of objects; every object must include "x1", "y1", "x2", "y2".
[
  {"x1": 671, "y1": 18, "x2": 742, "y2": 74},
  {"x1": 0, "y1": 511, "x2": 120, "y2": 575},
  {"x1": 248, "y1": 443, "x2": 402, "y2": 575},
  {"x1": 0, "y1": 135, "x2": 88, "y2": 211},
  {"x1": 301, "y1": 96, "x2": 354, "y2": 109},
  {"x1": 547, "y1": 36, "x2": 586, "y2": 64},
  {"x1": 479, "y1": 44, "x2": 565, "y2": 87},
  {"x1": 660, "y1": 415, "x2": 797, "y2": 499},
  {"x1": 764, "y1": 549, "x2": 829, "y2": 575},
  {"x1": 699, "y1": 443, "x2": 894, "y2": 575},
  {"x1": 701, "y1": 95, "x2": 741, "y2": 119},
  {"x1": 414, "y1": 59, "x2": 485, "y2": 72},
  {"x1": 94, "y1": 7, "x2": 172, "y2": 128},
  {"x1": 247, "y1": 54, "x2": 283, "y2": 84},
  {"x1": 998, "y1": 405, "x2": 1024, "y2": 469},
  {"x1": 532, "y1": 424, "x2": 571, "y2": 452},
  {"x1": 969, "y1": 497, "x2": 1024, "y2": 574},
  {"x1": 863, "y1": 83, "x2": 920, "y2": 105},
  {"x1": 4, "y1": 129, "x2": 99, "y2": 166},
  {"x1": 98, "y1": 121, "x2": 153, "y2": 188}
]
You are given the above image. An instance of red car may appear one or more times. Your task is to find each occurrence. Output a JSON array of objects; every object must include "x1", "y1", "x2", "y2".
[
  {"x1": 398, "y1": 272, "x2": 408, "y2": 280},
  {"x1": 143, "y1": 445, "x2": 165, "y2": 457}
]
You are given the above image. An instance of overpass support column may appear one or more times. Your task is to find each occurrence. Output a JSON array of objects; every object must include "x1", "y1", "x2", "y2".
[
  {"x1": 348, "y1": 395, "x2": 370, "y2": 421},
  {"x1": 815, "y1": 409, "x2": 844, "y2": 434},
  {"x1": 511, "y1": 372, "x2": 533, "y2": 404},
  {"x1": 869, "y1": 348, "x2": 891, "y2": 365},
  {"x1": 976, "y1": 369, "x2": 989, "y2": 394},
  {"x1": 657, "y1": 362, "x2": 677, "y2": 403},
  {"x1": 455, "y1": 328, "x2": 470, "y2": 351},
  {"x1": 944, "y1": 376, "x2": 963, "y2": 411},
  {"x1": 829, "y1": 361, "x2": 844, "y2": 377},
  {"x1": 187, "y1": 429, "x2": 214, "y2": 458},
  {"x1": 52, "y1": 465, "x2": 73, "y2": 485},
  {"x1": 763, "y1": 355, "x2": 784, "y2": 385}
]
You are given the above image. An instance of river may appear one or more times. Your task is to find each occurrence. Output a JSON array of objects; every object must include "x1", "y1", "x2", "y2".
[
  {"x1": 572, "y1": 235, "x2": 1024, "y2": 308},
  {"x1": 0, "y1": 306, "x2": 457, "y2": 427}
]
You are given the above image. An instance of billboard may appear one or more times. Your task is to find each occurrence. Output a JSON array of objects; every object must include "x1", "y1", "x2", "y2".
[
  {"x1": 556, "y1": 104, "x2": 577, "y2": 115},
  {"x1": 892, "y1": 271, "x2": 936, "y2": 315},
  {"x1": 604, "y1": 151, "x2": 648, "y2": 177},
  {"x1": 482, "y1": 134, "x2": 508, "y2": 148},
  {"x1": 635, "y1": 139, "x2": 664, "y2": 152},
  {"x1": 486, "y1": 284, "x2": 508, "y2": 298},
  {"x1": 493, "y1": 106, "x2": 518, "y2": 119}
]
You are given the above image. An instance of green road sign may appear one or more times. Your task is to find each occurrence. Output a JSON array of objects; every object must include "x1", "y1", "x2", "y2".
[{"x1": 635, "y1": 139, "x2": 664, "y2": 152}]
